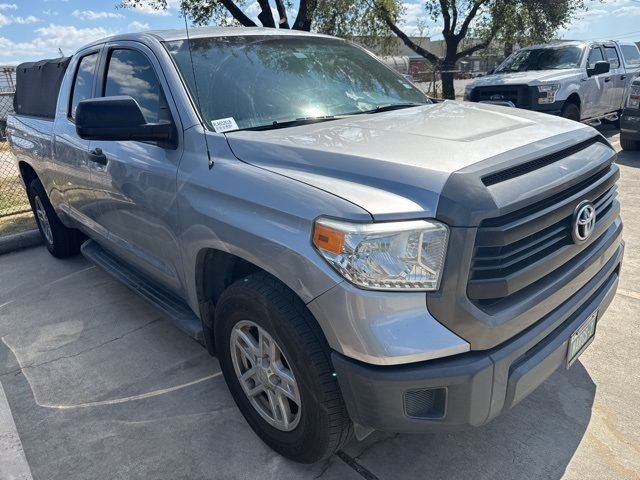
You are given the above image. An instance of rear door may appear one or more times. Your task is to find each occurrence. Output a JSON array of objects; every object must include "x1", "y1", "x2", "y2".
[
  {"x1": 52, "y1": 47, "x2": 106, "y2": 234},
  {"x1": 582, "y1": 45, "x2": 609, "y2": 119},
  {"x1": 90, "y1": 42, "x2": 185, "y2": 295},
  {"x1": 603, "y1": 45, "x2": 625, "y2": 111}
]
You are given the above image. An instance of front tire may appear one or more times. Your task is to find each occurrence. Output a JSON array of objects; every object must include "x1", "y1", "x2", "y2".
[
  {"x1": 620, "y1": 136, "x2": 639, "y2": 151},
  {"x1": 27, "y1": 178, "x2": 84, "y2": 258},
  {"x1": 214, "y1": 273, "x2": 353, "y2": 463},
  {"x1": 560, "y1": 102, "x2": 580, "y2": 122}
]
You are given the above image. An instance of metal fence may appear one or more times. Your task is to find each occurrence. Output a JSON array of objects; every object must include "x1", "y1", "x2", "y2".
[{"x1": 1, "y1": 66, "x2": 31, "y2": 218}]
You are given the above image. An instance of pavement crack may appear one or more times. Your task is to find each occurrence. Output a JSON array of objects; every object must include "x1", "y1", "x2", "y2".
[
  {"x1": 336, "y1": 451, "x2": 380, "y2": 480},
  {"x1": 0, "y1": 317, "x2": 163, "y2": 378},
  {"x1": 313, "y1": 457, "x2": 333, "y2": 479},
  {"x1": 354, "y1": 433, "x2": 399, "y2": 460}
]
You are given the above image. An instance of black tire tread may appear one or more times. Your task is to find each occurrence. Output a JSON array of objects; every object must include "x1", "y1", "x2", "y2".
[{"x1": 620, "y1": 137, "x2": 639, "y2": 151}]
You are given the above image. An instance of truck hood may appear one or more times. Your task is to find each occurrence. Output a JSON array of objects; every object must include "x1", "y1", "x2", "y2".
[
  {"x1": 470, "y1": 69, "x2": 581, "y2": 86},
  {"x1": 224, "y1": 101, "x2": 595, "y2": 221}
]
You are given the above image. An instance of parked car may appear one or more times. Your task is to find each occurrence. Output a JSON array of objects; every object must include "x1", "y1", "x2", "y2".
[
  {"x1": 464, "y1": 40, "x2": 640, "y2": 123},
  {"x1": 7, "y1": 28, "x2": 624, "y2": 463},
  {"x1": 620, "y1": 78, "x2": 640, "y2": 150}
]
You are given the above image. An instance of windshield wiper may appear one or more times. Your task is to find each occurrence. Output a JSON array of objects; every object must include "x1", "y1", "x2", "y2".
[
  {"x1": 359, "y1": 103, "x2": 426, "y2": 114},
  {"x1": 237, "y1": 116, "x2": 341, "y2": 132}
]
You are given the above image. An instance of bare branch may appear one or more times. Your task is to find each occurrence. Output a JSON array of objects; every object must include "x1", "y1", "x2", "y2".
[
  {"x1": 439, "y1": 0, "x2": 452, "y2": 36},
  {"x1": 274, "y1": 0, "x2": 290, "y2": 28},
  {"x1": 456, "y1": 0, "x2": 488, "y2": 40},
  {"x1": 377, "y1": 2, "x2": 440, "y2": 65},
  {"x1": 219, "y1": 0, "x2": 257, "y2": 26},
  {"x1": 256, "y1": 0, "x2": 276, "y2": 27}
]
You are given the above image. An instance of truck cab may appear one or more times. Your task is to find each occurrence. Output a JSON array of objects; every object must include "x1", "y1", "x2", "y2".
[{"x1": 464, "y1": 40, "x2": 640, "y2": 123}]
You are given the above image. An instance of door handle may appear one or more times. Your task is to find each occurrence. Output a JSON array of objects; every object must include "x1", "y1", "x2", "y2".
[
  {"x1": 621, "y1": 75, "x2": 627, "y2": 80},
  {"x1": 604, "y1": 77, "x2": 611, "y2": 83},
  {"x1": 88, "y1": 147, "x2": 107, "y2": 166}
]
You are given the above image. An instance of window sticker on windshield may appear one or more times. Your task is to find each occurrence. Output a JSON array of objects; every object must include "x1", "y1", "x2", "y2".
[
  {"x1": 293, "y1": 52, "x2": 307, "y2": 59},
  {"x1": 211, "y1": 117, "x2": 239, "y2": 133}
]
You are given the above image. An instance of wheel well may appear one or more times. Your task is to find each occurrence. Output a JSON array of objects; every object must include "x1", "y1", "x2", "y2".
[
  {"x1": 565, "y1": 93, "x2": 581, "y2": 109},
  {"x1": 19, "y1": 162, "x2": 38, "y2": 189},
  {"x1": 195, "y1": 248, "x2": 264, "y2": 331}
]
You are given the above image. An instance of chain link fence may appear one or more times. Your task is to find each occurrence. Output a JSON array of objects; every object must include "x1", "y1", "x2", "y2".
[{"x1": 1, "y1": 66, "x2": 31, "y2": 220}]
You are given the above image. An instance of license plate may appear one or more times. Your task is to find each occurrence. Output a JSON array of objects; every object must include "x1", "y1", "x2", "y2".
[{"x1": 567, "y1": 310, "x2": 598, "y2": 367}]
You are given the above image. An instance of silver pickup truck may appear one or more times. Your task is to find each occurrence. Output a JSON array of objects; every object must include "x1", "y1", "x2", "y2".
[
  {"x1": 465, "y1": 41, "x2": 640, "y2": 123},
  {"x1": 7, "y1": 28, "x2": 624, "y2": 464}
]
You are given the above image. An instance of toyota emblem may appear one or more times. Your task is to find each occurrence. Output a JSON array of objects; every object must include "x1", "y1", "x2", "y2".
[{"x1": 572, "y1": 202, "x2": 596, "y2": 244}]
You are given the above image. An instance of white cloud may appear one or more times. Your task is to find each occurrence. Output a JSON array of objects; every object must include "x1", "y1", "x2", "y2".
[
  {"x1": 128, "y1": 20, "x2": 150, "y2": 31},
  {"x1": 12, "y1": 15, "x2": 39, "y2": 24},
  {"x1": 0, "y1": 3, "x2": 16, "y2": 11},
  {"x1": 0, "y1": 13, "x2": 40, "y2": 27},
  {"x1": 0, "y1": 24, "x2": 113, "y2": 60},
  {"x1": 131, "y1": 1, "x2": 171, "y2": 16},
  {"x1": 612, "y1": 5, "x2": 640, "y2": 16},
  {"x1": 42, "y1": 9, "x2": 58, "y2": 16},
  {"x1": 72, "y1": 9, "x2": 124, "y2": 21}
]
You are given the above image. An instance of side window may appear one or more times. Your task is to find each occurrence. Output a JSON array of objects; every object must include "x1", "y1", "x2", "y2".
[
  {"x1": 104, "y1": 49, "x2": 168, "y2": 124},
  {"x1": 587, "y1": 47, "x2": 604, "y2": 68},
  {"x1": 604, "y1": 47, "x2": 620, "y2": 69},
  {"x1": 69, "y1": 53, "x2": 98, "y2": 120},
  {"x1": 621, "y1": 45, "x2": 640, "y2": 66}
]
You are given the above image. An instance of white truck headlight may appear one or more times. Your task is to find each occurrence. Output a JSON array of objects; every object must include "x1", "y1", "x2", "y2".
[
  {"x1": 538, "y1": 84, "x2": 560, "y2": 104},
  {"x1": 313, "y1": 218, "x2": 449, "y2": 291},
  {"x1": 627, "y1": 84, "x2": 640, "y2": 109}
]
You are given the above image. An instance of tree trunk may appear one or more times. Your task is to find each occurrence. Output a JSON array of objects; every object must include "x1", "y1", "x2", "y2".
[
  {"x1": 440, "y1": 58, "x2": 457, "y2": 100},
  {"x1": 503, "y1": 42, "x2": 514, "y2": 58}
]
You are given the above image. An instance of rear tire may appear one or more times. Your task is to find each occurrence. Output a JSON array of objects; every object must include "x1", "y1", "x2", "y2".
[
  {"x1": 560, "y1": 102, "x2": 580, "y2": 122},
  {"x1": 27, "y1": 178, "x2": 84, "y2": 258},
  {"x1": 620, "y1": 136, "x2": 639, "y2": 151},
  {"x1": 214, "y1": 272, "x2": 353, "y2": 463}
]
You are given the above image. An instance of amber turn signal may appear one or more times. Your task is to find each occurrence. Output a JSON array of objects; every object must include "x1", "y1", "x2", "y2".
[{"x1": 313, "y1": 224, "x2": 345, "y2": 254}]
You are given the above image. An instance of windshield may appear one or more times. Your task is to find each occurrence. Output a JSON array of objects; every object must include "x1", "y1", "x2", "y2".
[
  {"x1": 495, "y1": 45, "x2": 584, "y2": 73},
  {"x1": 164, "y1": 35, "x2": 428, "y2": 131}
]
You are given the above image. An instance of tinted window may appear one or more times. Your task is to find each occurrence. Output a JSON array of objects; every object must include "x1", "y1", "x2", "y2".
[
  {"x1": 165, "y1": 36, "x2": 428, "y2": 131},
  {"x1": 70, "y1": 53, "x2": 98, "y2": 120},
  {"x1": 604, "y1": 47, "x2": 620, "y2": 69},
  {"x1": 621, "y1": 44, "x2": 640, "y2": 66},
  {"x1": 104, "y1": 49, "x2": 167, "y2": 123},
  {"x1": 587, "y1": 47, "x2": 604, "y2": 68}
]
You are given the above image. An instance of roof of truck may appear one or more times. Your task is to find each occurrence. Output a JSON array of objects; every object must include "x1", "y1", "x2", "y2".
[{"x1": 82, "y1": 26, "x2": 332, "y2": 50}]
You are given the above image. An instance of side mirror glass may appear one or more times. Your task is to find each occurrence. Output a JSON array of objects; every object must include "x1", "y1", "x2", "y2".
[
  {"x1": 587, "y1": 61, "x2": 610, "y2": 77},
  {"x1": 75, "y1": 96, "x2": 175, "y2": 145}
]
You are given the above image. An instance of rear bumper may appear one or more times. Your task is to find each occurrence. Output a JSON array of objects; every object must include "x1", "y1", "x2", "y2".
[{"x1": 332, "y1": 241, "x2": 623, "y2": 433}]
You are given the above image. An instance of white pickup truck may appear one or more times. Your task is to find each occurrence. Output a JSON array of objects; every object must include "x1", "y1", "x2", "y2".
[{"x1": 465, "y1": 41, "x2": 640, "y2": 123}]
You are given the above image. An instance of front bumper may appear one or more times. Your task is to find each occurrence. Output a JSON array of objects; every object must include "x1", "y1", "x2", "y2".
[{"x1": 332, "y1": 242, "x2": 623, "y2": 433}]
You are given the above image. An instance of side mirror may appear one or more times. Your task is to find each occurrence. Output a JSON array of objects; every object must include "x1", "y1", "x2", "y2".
[
  {"x1": 587, "y1": 61, "x2": 610, "y2": 77},
  {"x1": 75, "y1": 96, "x2": 175, "y2": 145}
]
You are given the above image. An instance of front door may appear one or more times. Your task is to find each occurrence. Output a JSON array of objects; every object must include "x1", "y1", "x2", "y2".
[
  {"x1": 582, "y1": 46, "x2": 610, "y2": 119},
  {"x1": 90, "y1": 43, "x2": 185, "y2": 295}
]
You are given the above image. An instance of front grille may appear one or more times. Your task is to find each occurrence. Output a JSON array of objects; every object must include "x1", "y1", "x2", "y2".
[
  {"x1": 471, "y1": 85, "x2": 530, "y2": 107},
  {"x1": 468, "y1": 164, "x2": 619, "y2": 303}
]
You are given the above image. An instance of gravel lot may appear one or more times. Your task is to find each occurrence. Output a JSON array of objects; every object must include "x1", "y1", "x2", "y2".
[{"x1": 0, "y1": 127, "x2": 638, "y2": 480}]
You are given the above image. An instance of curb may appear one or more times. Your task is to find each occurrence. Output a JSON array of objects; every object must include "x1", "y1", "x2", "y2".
[{"x1": 0, "y1": 229, "x2": 42, "y2": 255}]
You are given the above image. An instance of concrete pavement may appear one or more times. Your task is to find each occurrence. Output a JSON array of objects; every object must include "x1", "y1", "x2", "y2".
[{"x1": 0, "y1": 132, "x2": 638, "y2": 480}]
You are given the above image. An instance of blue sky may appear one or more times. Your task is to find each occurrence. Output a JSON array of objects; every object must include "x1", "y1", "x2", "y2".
[{"x1": 1, "y1": 0, "x2": 639, "y2": 64}]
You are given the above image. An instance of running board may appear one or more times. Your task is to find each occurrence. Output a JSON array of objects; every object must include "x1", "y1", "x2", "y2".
[{"x1": 81, "y1": 240, "x2": 204, "y2": 343}]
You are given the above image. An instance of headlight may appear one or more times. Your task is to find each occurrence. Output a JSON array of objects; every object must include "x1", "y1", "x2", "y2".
[
  {"x1": 312, "y1": 218, "x2": 449, "y2": 291},
  {"x1": 627, "y1": 83, "x2": 640, "y2": 109},
  {"x1": 538, "y1": 84, "x2": 560, "y2": 104}
]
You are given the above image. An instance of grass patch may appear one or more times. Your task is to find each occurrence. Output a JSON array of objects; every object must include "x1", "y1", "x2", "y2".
[
  {"x1": 0, "y1": 174, "x2": 30, "y2": 216},
  {"x1": 0, "y1": 211, "x2": 36, "y2": 237}
]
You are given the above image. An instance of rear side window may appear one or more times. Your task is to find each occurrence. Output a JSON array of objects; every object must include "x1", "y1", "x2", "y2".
[
  {"x1": 69, "y1": 53, "x2": 98, "y2": 120},
  {"x1": 604, "y1": 47, "x2": 620, "y2": 69},
  {"x1": 587, "y1": 47, "x2": 604, "y2": 68},
  {"x1": 621, "y1": 44, "x2": 640, "y2": 66},
  {"x1": 104, "y1": 49, "x2": 168, "y2": 123}
]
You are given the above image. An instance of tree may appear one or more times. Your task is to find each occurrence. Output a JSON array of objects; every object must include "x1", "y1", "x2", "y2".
[
  {"x1": 373, "y1": 0, "x2": 586, "y2": 99},
  {"x1": 120, "y1": 0, "x2": 382, "y2": 33}
]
